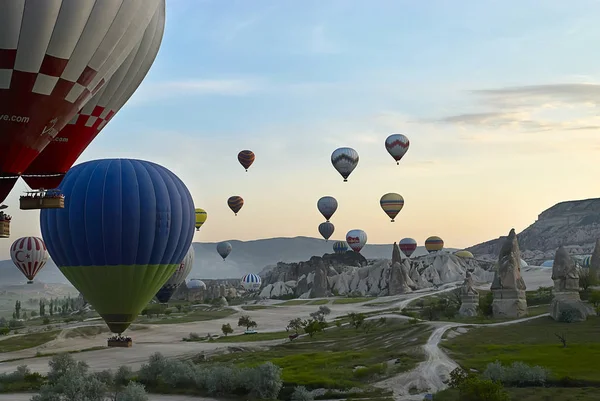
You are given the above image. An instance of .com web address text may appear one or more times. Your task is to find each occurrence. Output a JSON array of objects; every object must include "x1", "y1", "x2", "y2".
[{"x1": 0, "y1": 114, "x2": 29, "y2": 123}]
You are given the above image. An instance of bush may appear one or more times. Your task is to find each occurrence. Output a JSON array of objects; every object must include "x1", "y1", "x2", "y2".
[
  {"x1": 458, "y1": 376, "x2": 510, "y2": 401},
  {"x1": 42, "y1": 317, "x2": 50, "y2": 325},
  {"x1": 559, "y1": 309, "x2": 576, "y2": 323},
  {"x1": 291, "y1": 385, "x2": 314, "y2": 401},
  {"x1": 353, "y1": 363, "x2": 386, "y2": 380},
  {"x1": 478, "y1": 292, "x2": 493, "y2": 317},
  {"x1": 526, "y1": 286, "x2": 553, "y2": 306},
  {"x1": 117, "y1": 382, "x2": 148, "y2": 401},
  {"x1": 483, "y1": 360, "x2": 550, "y2": 387}
]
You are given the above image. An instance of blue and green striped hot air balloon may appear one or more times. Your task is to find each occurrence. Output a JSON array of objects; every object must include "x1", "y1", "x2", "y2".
[{"x1": 40, "y1": 159, "x2": 195, "y2": 334}]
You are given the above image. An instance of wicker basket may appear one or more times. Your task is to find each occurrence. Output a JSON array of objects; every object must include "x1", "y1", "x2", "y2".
[
  {"x1": 0, "y1": 221, "x2": 9, "y2": 238},
  {"x1": 107, "y1": 339, "x2": 132, "y2": 348},
  {"x1": 20, "y1": 197, "x2": 64, "y2": 210}
]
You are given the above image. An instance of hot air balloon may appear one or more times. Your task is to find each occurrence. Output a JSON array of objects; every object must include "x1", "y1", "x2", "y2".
[
  {"x1": 40, "y1": 158, "x2": 195, "y2": 336},
  {"x1": 10, "y1": 236, "x2": 48, "y2": 284},
  {"x1": 217, "y1": 241, "x2": 232, "y2": 261},
  {"x1": 581, "y1": 255, "x2": 592, "y2": 268},
  {"x1": 241, "y1": 273, "x2": 261, "y2": 292},
  {"x1": 228, "y1": 196, "x2": 244, "y2": 216},
  {"x1": 195, "y1": 208, "x2": 207, "y2": 231},
  {"x1": 425, "y1": 236, "x2": 444, "y2": 253},
  {"x1": 331, "y1": 147, "x2": 359, "y2": 182},
  {"x1": 187, "y1": 278, "x2": 206, "y2": 289},
  {"x1": 318, "y1": 222, "x2": 335, "y2": 241},
  {"x1": 454, "y1": 250, "x2": 474, "y2": 258},
  {"x1": 380, "y1": 193, "x2": 404, "y2": 222},
  {"x1": 317, "y1": 196, "x2": 338, "y2": 221},
  {"x1": 385, "y1": 134, "x2": 410, "y2": 165},
  {"x1": 0, "y1": 0, "x2": 165, "y2": 203},
  {"x1": 333, "y1": 241, "x2": 348, "y2": 254},
  {"x1": 155, "y1": 244, "x2": 195, "y2": 304},
  {"x1": 22, "y1": 3, "x2": 166, "y2": 190},
  {"x1": 399, "y1": 238, "x2": 417, "y2": 257},
  {"x1": 238, "y1": 150, "x2": 255, "y2": 172},
  {"x1": 346, "y1": 229, "x2": 367, "y2": 253}
]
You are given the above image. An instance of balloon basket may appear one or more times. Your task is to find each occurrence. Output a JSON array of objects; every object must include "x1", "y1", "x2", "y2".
[
  {"x1": 20, "y1": 191, "x2": 64, "y2": 210},
  {"x1": 108, "y1": 339, "x2": 132, "y2": 348},
  {"x1": 26, "y1": 281, "x2": 33, "y2": 284},
  {"x1": 0, "y1": 220, "x2": 9, "y2": 238}
]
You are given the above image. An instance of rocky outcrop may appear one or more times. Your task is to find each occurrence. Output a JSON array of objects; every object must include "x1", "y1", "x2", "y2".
[
  {"x1": 389, "y1": 243, "x2": 411, "y2": 294},
  {"x1": 458, "y1": 271, "x2": 479, "y2": 317},
  {"x1": 549, "y1": 246, "x2": 594, "y2": 322},
  {"x1": 492, "y1": 229, "x2": 528, "y2": 318},
  {"x1": 468, "y1": 198, "x2": 600, "y2": 265},
  {"x1": 590, "y1": 239, "x2": 600, "y2": 279}
]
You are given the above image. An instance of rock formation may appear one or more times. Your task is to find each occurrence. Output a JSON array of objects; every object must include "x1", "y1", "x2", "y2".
[
  {"x1": 458, "y1": 270, "x2": 479, "y2": 317},
  {"x1": 590, "y1": 239, "x2": 600, "y2": 280},
  {"x1": 550, "y1": 246, "x2": 594, "y2": 322},
  {"x1": 491, "y1": 229, "x2": 528, "y2": 318},
  {"x1": 389, "y1": 243, "x2": 411, "y2": 295}
]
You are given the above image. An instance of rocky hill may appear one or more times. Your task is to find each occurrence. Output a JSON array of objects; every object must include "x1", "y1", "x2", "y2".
[{"x1": 467, "y1": 198, "x2": 600, "y2": 264}]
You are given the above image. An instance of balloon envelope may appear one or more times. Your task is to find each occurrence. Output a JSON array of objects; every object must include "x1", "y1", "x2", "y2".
[
  {"x1": 331, "y1": 147, "x2": 359, "y2": 182},
  {"x1": 217, "y1": 241, "x2": 232, "y2": 260},
  {"x1": 0, "y1": 0, "x2": 165, "y2": 202},
  {"x1": 385, "y1": 134, "x2": 410, "y2": 165},
  {"x1": 187, "y1": 278, "x2": 206, "y2": 289},
  {"x1": 228, "y1": 196, "x2": 244, "y2": 215},
  {"x1": 22, "y1": 3, "x2": 166, "y2": 190},
  {"x1": 346, "y1": 229, "x2": 367, "y2": 253},
  {"x1": 10, "y1": 236, "x2": 48, "y2": 283},
  {"x1": 40, "y1": 158, "x2": 195, "y2": 334},
  {"x1": 155, "y1": 244, "x2": 195, "y2": 303},
  {"x1": 237, "y1": 150, "x2": 255, "y2": 171},
  {"x1": 399, "y1": 238, "x2": 417, "y2": 257},
  {"x1": 380, "y1": 193, "x2": 404, "y2": 222},
  {"x1": 241, "y1": 273, "x2": 261, "y2": 291},
  {"x1": 454, "y1": 250, "x2": 473, "y2": 258},
  {"x1": 425, "y1": 236, "x2": 444, "y2": 253},
  {"x1": 333, "y1": 241, "x2": 348, "y2": 254},
  {"x1": 318, "y1": 221, "x2": 335, "y2": 241},
  {"x1": 195, "y1": 208, "x2": 207, "y2": 231},
  {"x1": 317, "y1": 196, "x2": 338, "y2": 221}
]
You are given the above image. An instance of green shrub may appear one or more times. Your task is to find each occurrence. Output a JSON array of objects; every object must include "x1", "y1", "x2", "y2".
[
  {"x1": 458, "y1": 376, "x2": 510, "y2": 401},
  {"x1": 483, "y1": 360, "x2": 550, "y2": 386},
  {"x1": 352, "y1": 363, "x2": 386, "y2": 380}
]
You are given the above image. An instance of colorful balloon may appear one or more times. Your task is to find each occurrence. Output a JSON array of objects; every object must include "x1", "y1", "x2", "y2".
[
  {"x1": 228, "y1": 196, "x2": 244, "y2": 216},
  {"x1": 241, "y1": 273, "x2": 261, "y2": 292},
  {"x1": 187, "y1": 278, "x2": 206, "y2": 289},
  {"x1": 581, "y1": 255, "x2": 592, "y2": 268},
  {"x1": 331, "y1": 147, "x2": 359, "y2": 182},
  {"x1": 195, "y1": 208, "x2": 207, "y2": 231},
  {"x1": 22, "y1": 4, "x2": 166, "y2": 190},
  {"x1": 318, "y1": 221, "x2": 335, "y2": 241},
  {"x1": 346, "y1": 229, "x2": 367, "y2": 253},
  {"x1": 399, "y1": 238, "x2": 417, "y2": 257},
  {"x1": 155, "y1": 244, "x2": 195, "y2": 304},
  {"x1": 317, "y1": 196, "x2": 338, "y2": 221},
  {"x1": 10, "y1": 236, "x2": 48, "y2": 284},
  {"x1": 385, "y1": 134, "x2": 410, "y2": 165},
  {"x1": 380, "y1": 193, "x2": 404, "y2": 222},
  {"x1": 0, "y1": 0, "x2": 165, "y2": 202},
  {"x1": 425, "y1": 236, "x2": 444, "y2": 253},
  {"x1": 40, "y1": 158, "x2": 195, "y2": 335},
  {"x1": 238, "y1": 150, "x2": 255, "y2": 172},
  {"x1": 333, "y1": 241, "x2": 348, "y2": 254},
  {"x1": 217, "y1": 241, "x2": 232, "y2": 260},
  {"x1": 454, "y1": 250, "x2": 473, "y2": 258}
]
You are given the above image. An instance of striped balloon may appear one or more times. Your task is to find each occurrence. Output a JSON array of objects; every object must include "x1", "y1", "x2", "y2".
[
  {"x1": 333, "y1": 241, "x2": 348, "y2": 254},
  {"x1": 380, "y1": 193, "x2": 404, "y2": 222},
  {"x1": 155, "y1": 244, "x2": 195, "y2": 303},
  {"x1": 195, "y1": 208, "x2": 207, "y2": 231},
  {"x1": 581, "y1": 255, "x2": 592, "y2": 268},
  {"x1": 318, "y1": 221, "x2": 335, "y2": 241},
  {"x1": 10, "y1": 236, "x2": 49, "y2": 283},
  {"x1": 399, "y1": 238, "x2": 417, "y2": 257},
  {"x1": 227, "y1": 196, "x2": 244, "y2": 215},
  {"x1": 237, "y1": 150, "x2": 255, "y2": 172},
  {"x1": 331, "y1": 147, "x2": 359, "y2": 182},
  {"x1": 241, "y1": 273, "x2": 261, "y2": 292},
  {"x1": 385, "y1": 134, "x2": 410, "y2": 165},
  {"x1": 425, "y1": 236, "x2": 444, "y2": 253}
]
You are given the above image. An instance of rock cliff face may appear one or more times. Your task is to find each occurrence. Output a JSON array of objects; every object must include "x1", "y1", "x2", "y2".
[
  {"x1": 259, "y1": 251, "x2": 495, "y2": 299},
  {"x1": 468, "y1": 198, "x2": 600, "y2": 264}
]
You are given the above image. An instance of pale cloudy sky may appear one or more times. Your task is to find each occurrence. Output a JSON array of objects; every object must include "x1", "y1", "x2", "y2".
[{"x1": 5, "y1": 0, "x2": 600, "y2": 257}]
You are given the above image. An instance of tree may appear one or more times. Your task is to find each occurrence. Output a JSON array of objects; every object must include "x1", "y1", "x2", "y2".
[
  {"x1": 302, "y1": 319, "x2": 327, "y2": 338},
  {"x1": 14, "y1": 300, "x2": 21, "y2": 319},
  {"x1": 555, "y1": 332, "x2": 567, "y2": 348},
  {"x1": 238, "y1": 315, "x2": 257, "y2": 330},
  {"x1": 286, "y1": 317, "x2": 305, "y2": 334},
  {"x1": 347, "y1": 312, "x2": 365, "y2": 329},
  {"x1": 22, "y1": 311, "x2": 27, "y2": 320},
  {"x1": 458, "y1": 376, "x2": 510, "y2": 401},
  {"x1": 49, "y1": 299, "x2": 54, "y2": 316},
  {"x1": 579, "y1": 269, "x2": 598, "y2": 292},
  {"x1": 39, "y1": 299, "x2": 46, "y2": 317},
  {"x1": 221, "y1": 323, "x2": 233, "y2": 336},
  {"x1": 310, "y1": 306, "x2": 331, "y2": 322}
]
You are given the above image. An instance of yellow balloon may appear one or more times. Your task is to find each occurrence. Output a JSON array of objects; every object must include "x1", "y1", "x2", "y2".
[
  {"x1": 195, "y1": 208, "x2": 207, "y2": 231},
  {"x1": 380, "y1": 193, "x2": 404, "y2": 222},
  {"x1": 454, "y1": 250, "x2": 474, "y2": 258}
]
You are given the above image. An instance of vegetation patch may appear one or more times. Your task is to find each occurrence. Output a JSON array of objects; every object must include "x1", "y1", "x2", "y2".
[
  {"x1": 214, "y1": 330, "x2": 289, "y2": 343},
  {"x1": 278, "y1": 300, "x2": 310, "y2": 306},
  {"x1": 64, "y1": 325, "x2": 108, "y2": 338},
  {"x1": 332, "y1": 297, "x2": 371, "y2": 305},
  {"x1": 0, "y1": 330, "x2": 59, "y2": 353},
  {"x1": 307, "y1": 299, "x2": 330, "y2": 305},
  {"x1": 137, "y1": 306, "x2": 236, "y2": 324},
  {"x1": 241, "y1": 305, "x2": 275, "y2": 311},
  {"x1": 435, "y1": 385, "x2": 600, "y2": 401}
]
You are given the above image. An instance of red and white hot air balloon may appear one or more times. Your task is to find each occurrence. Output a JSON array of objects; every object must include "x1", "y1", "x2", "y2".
[
  {"x1": 10, "y1": 236, "x2": 49, "y2": 284},
  {"x1": 346, "y1": 229, "x2": 367, "y2": 253},
  {"x1": 0, "y1": 0, "x2": 165, "y2": 202}
]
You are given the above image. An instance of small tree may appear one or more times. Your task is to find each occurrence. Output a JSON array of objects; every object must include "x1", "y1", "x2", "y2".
[
  {"x1": 579, "y1": 269, "x2": 597, "y2": 292},
  {"x1": 555, "y1": 332, "x2": 567, "y2": 348},
  {"x1": 458, "y1": 376, "x2": 510, "y2": 401},
  {"x1": 238, "y1": 315, "x2": 257, "y2": 330},
  {"x1": 347, "y1": 312, "x2": 365, "y2": 329},
  {"x1": 303, "y1": 319, "x2": 327, "y2": 338},
  {"x1": 589, "y1": 290, "x2": 600, "y2": 307},
  {"x1": 286, "y1": 317, "x2": 305, "y2": 334},
  {"x1": 14, "y1": 300, "x2": 21, "y2": 319},
  {"x1": 221, "y1": 323, "x2": 233, "y2": 336}
]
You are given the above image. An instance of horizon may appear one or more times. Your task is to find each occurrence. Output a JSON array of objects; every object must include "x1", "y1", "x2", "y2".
[{"x1": 3, "y1": 0, "x2": 600, "y2": 259}]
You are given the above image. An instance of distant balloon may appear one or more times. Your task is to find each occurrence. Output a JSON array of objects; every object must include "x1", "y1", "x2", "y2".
[
  {"x1": 241, "y1": 273, "x2": 262, "y2": 292},
  {"x1": 318, "y1": 222, "x2": 335, "y2": 241},
  {"x1": 581, "y1": 256, "x2": 592, "y2": 268},
  {"x1": 187, "y1": 278, "x2": 206, "y2": 289},
  {"x1": 238, "y1": 150, "x2": 255, "y2": 172},
  {"x1": 228, "y1": 196, "x2": 244, "y2": 215},
  {"x1": 454, "y1": 250, "x2": 473, "y2": 258},
  {"x1": 317, "y1": 196, "x2": 338, "y2": 221},
  {"x1": 195, "y1": 208, "x2": 207, "y2": 231},
  {"x1": 333, "y1": 241, "x2": 348, "y2": 254},
  {"x1": 380, "y1": 193, "x2": 405, "y2": 222},
  {"x1": 10, "y1": 237, "x2": 49, "y2": 284},
  {"x1": 399, "y1": 238, "x2": 417, "y2": 257},
  {"x1": 331, "y1": 147, "x2": 359, "y2": 182},
  {"x1": 155, "y1": 245, "x2": 195, "y2": 303},
  {"x1": 385, "y1": 134, "x2": 410, "y2": 165},
  {"x1": 425, "y1": 236, "x2": 444, "y2": 253},
  {"x1": 217, "y1": 241, "x2": 232, "y2": 261},
  {"x1": 40, "y1": 158, "x2": 195, "y2": 335},
  {"x1": 346, "y1": 229, "x2": 367, "y2": 253}
]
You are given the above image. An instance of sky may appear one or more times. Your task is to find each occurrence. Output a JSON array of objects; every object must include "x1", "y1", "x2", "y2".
[{"x1": 5, "y1": 0, "x2": 600, "y2": 258}]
